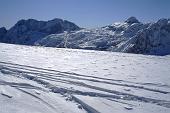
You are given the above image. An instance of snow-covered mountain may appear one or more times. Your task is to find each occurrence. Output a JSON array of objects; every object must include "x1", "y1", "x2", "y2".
[
  {"x1": 128, "y1": 19, "x2": 170, "y2": 55},
  {"x1": 35, "y1": 17, "x2": 170, "y2": 55},
  {"x1": 0, "y1": 18, "x2": 80, "y2": 45},
  {"x1": 0, "y1": 43, "x2": 170, "y2": 113},
  {"x1": 0, "y1": 17, "x2": 170, "y2": 55}
]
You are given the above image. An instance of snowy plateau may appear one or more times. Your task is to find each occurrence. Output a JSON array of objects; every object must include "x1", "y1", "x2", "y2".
[{"x1": 0, "y1": 43, "x2": 170, "y2": 113}]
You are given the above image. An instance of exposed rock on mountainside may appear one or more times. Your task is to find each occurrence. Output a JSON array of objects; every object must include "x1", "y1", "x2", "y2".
[
  {"x1": 0, "y1": 27, "x2": 7, "y2": 42},
  {"x1": 125, "y1": 16, "x2": 140, "y2": 24},
  {"x1": 35, "y1": 17, "x2": 143, "y2": 49},
  {"x1": 2, "y1": 18, "x2": 80, "y2": 45},
  {"x1": 0, "y1": 17, "x2": 170, "y2": 55},
  {"x1": 35, "y1": 17, "x2": 170, "y2": 55},
  {"x1": 127, "y1": 19, "x2": 170, "y2": 55}
]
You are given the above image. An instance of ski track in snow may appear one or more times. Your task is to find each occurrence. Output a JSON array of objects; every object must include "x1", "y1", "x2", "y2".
[
  {"x1": 1, "y1": 61, "x2": 170, "y2": 111},
  {"x1": 0, "y1": 43, "x2": 170, "y2": 113},
  {"x1": 16, "y1": 88, "x2": 57, "y2": 111}
]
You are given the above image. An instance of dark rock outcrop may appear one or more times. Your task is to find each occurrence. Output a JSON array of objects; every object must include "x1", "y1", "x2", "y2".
[
  {"x1": 1, "y1": 17, "x2": 170, "y2": 55},
  {"x1": 0, "y1": 27, "x2": 7, "y2": 42},
  {"x1": 125, "y1": 17, "x2": 140, "y2": 24},
  {"x1": 127, "y1": 18, "x2": 170, "y2": 55},
  {"x1": 36, "y1": 17, "x2": 170, "y2": 55},
  {"x1": 2, "y1": 18, "x2": 80, "y2": 45}
]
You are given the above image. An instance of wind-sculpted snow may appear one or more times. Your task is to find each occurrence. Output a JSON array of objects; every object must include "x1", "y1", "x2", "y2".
[{"x1": 0, "y1": 43, "x2": 170, "y2": 113}]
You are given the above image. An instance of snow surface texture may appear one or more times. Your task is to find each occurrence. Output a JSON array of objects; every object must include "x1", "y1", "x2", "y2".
[{"x1": 0, "y1": 43, "x2": 170, "y2": 113}]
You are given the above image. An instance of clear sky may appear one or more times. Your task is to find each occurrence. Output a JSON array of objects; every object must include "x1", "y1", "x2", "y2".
[{"x1": 0, "y1": 0, "x2": 170, "y2": 29}]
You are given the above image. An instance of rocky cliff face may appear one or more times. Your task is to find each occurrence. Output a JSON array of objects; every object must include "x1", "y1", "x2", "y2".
[
  {"x1": 122, "y1": 19, "x2": 170, "y2": 55},
  {"x1": 2, "y1": 18, "x2": 80, "y2": 45},
  {"x1": 35, "y1": 17, "x2": 170, "y2": 55},
  {"x1": 35, "y1": 17, "x2": 143, "y2": 49},
  {"x1": 0, "y1": 27, "x2": 7, "y2": 42},
  {"x1": 1, "y1": 17, "x2": 170, "y2": 55}
]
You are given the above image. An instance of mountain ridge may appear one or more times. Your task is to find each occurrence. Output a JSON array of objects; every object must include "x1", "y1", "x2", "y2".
[
  {"x1": 0, "y1": 18, "x2": 80, "y2": 45},
  {"x1": 0, "y1": 17, "x2": 170, "y2": 55}
]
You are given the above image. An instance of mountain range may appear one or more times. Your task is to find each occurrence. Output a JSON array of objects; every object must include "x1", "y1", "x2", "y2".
[{"x1": 0, "y1": 17, "x2": 170, "y2": 55}]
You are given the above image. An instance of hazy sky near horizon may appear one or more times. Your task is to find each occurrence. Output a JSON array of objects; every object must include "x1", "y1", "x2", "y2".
[{"x1": 0, "y1": 0, "x2": 170, "y2": 29}]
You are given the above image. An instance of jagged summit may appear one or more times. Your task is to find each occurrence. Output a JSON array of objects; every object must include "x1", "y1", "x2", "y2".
[
  {"x1": 157, "y1": 18, "x2": 169, "y2": 26},
  {"x1": 35, "y1": 17, "x2": 170, "y2": 55},
  {"x1": 0, "y1": 27, "x2": 7, "y2": 34},
  {"x1": 1, "y1": 18, "x2": 80, "y2": 45},
  {"x1": 125, "y1": 16, "x2": 140, "y2": 24},
  {"x1": 48, "y1": 18, "x2": 63, "y2": 21}
]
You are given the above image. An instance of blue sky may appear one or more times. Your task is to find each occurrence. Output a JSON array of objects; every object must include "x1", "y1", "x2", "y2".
[{"x1": 0, "y1": 0, "x2": 170, "y2": 29}]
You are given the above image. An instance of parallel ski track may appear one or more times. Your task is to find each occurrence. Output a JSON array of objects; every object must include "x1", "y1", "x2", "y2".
[{"x1": 0, "y1": 61, "x2": 170, "y2": 109}]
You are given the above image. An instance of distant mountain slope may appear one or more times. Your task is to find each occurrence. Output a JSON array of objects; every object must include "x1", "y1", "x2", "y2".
[
  {"x1": 0, "y1": 18, "x2": 80, "y2": 45},
  {"x1": 0, "y1": 17, "x2": 170, "y2": 55},
  {"x1": 127, "y1": 19, "x2": 170, "y2": 55},
  {"x1": 35, "y1": 17, "x2": 170, "y2": 55},
  {"x1": 35, "y1": 17, "x2": 144, "y2": 49}
]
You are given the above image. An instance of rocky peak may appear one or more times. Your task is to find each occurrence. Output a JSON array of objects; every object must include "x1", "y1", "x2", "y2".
[
  {"x1": 0, "y1": 27, "x2": 7, "y2": 33},
  {"x1": 125, "y1": 17, "x2": 140, "y2": 24},
  {"x1": 157, "y1": 18, "x2": 168, "y2": 27},
  {"x1": 48, "y1": 18, "x2": 63, "y2": 22},
  {"x1": 2, "y1": 18, "x2": 80, "y2": 45},
  {"x1": 1, "y1": 17, "x2": 170, "y2": 55}
]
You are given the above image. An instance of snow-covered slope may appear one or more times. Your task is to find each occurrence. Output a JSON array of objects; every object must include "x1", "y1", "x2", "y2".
[
  {"x1": 0, "y1": 43, "x2": 170, "y2": 113},
  {"x1": 36, "y1": 17, "x2": 170, "y2": 55}
]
